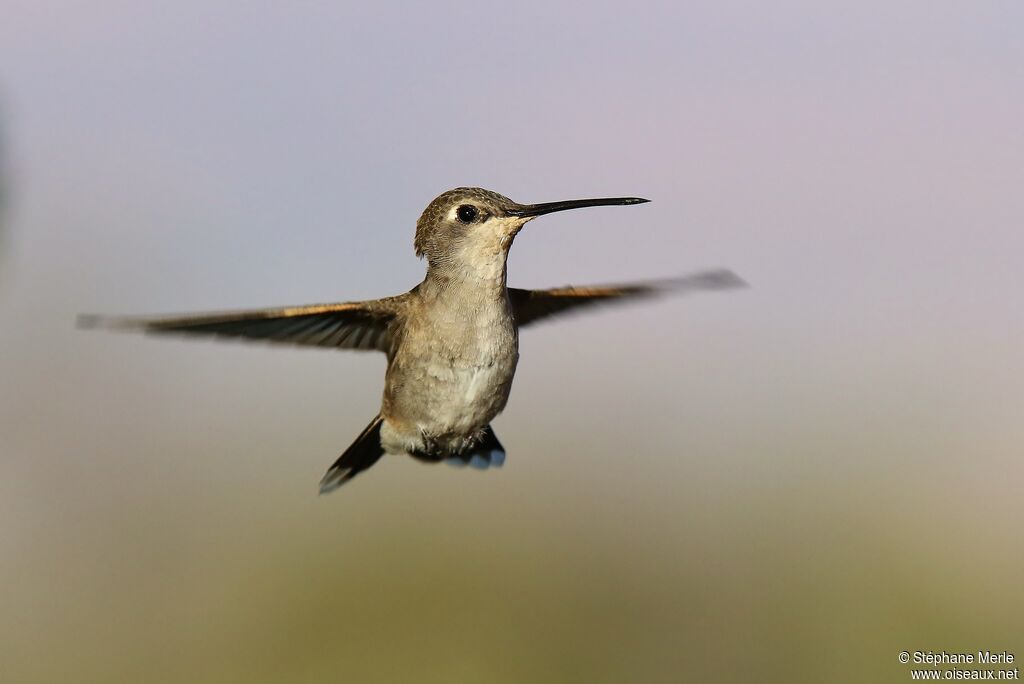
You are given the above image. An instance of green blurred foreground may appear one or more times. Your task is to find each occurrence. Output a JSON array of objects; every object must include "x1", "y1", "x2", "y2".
[{"x1": 4, "y1": 414, "x2": 1020, "y2": 683}]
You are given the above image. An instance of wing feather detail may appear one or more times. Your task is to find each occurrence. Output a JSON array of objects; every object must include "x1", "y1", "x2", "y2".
[{"x1": 77, "y1": 297, "x2": 403, "y2": 353}]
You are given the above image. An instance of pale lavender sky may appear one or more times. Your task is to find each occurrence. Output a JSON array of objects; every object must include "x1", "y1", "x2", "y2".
[
  {"x1": 1, "y1": 0, "x2": 1021, "y2": 484},
  {"x1": 1, "y1": 0, "x2": 1022, "y2": 498}
]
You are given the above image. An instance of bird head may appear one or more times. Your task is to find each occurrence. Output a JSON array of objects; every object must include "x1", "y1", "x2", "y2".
[{"x1": 414, "y1": 187, "x2": 648, "y2": 281}]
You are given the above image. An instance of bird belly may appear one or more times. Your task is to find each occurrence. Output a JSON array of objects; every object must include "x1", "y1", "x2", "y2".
[{"x1": 381, "y1": 354, "x2": 517, "y2": 456}]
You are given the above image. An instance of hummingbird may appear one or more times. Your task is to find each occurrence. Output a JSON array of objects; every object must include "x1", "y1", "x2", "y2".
[{"x1": 80, "y1": 188, "x2": 745, "y2": 493}]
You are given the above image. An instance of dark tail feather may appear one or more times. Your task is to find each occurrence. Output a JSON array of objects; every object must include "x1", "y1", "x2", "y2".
[{"x1": 319, "y1": 416, "x2": 385, "y2": 494}]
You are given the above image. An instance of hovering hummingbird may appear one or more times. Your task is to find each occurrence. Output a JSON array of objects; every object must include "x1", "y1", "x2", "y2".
[{"x1": 80, "y1": 188, "x2": 744, "y2": 493}]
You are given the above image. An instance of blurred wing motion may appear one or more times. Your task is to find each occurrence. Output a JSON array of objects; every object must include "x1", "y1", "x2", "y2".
[
  {"x1": 77, "y1": 298, "x2": 402, "y2": 352},
  {"x1": 509, "y1": 269, "x2": 746, "y2": 328}
]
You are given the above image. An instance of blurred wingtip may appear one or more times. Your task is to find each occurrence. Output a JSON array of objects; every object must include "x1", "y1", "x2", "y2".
[
  {"x1": 76, "y1": 314, "x2": 103, "y2": 329},
  {"x1": 662, "y1": 269, "x2": 749, "y2": 293},
  {"x1": 700, "y1": 269, "x2": 749, "y2": 289},
  {"x1": 76, "y1": 313, "x2": 139, "y2": 331}
]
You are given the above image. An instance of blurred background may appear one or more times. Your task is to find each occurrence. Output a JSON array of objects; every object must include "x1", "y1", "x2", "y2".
[{"x1": 1, "y1": 2, "x2": 1022, "y2": 682}]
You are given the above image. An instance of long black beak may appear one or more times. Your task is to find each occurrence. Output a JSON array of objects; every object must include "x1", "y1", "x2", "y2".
[{"x1": 506, "y1": 196, "x2": 649, "y2": 218}]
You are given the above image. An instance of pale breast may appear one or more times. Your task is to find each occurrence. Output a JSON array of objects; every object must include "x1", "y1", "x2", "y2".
[{"x1": 381, "y1": 296, "x2": 519, "y2": 453}]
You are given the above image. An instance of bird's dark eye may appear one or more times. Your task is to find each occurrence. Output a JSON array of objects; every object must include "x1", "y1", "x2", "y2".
[{"x1": 456, "y1": 205, "x2": 479, "y2": 224}]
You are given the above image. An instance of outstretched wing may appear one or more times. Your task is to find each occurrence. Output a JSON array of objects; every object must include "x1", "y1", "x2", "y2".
[
  {"x1": 508, "y1": 269, "x2": 746, "y2": 328},
  {"x1": 78, "y1": 297, "x2": 403, "y2": 352}
]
